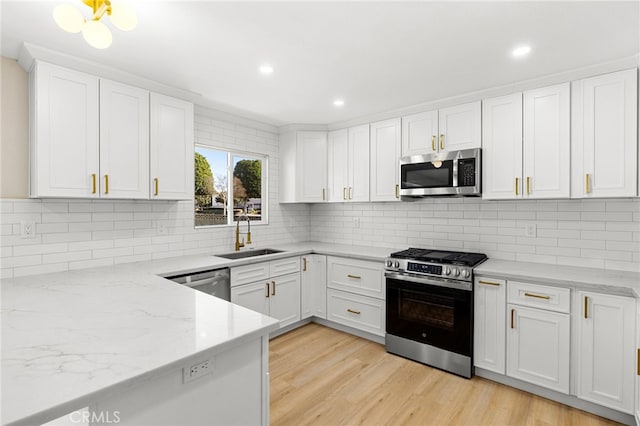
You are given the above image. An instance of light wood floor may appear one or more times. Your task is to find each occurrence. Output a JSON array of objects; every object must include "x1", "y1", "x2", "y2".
[{"x1": 270, "y1": 323, "x2": 620, "y2": 426}]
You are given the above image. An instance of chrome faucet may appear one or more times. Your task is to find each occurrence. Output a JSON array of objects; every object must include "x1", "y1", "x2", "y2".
[{"x1": 235, "y1": 213, "x2": 252, "y2": 251}]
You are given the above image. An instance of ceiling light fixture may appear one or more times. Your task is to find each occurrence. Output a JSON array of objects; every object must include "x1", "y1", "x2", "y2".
[
  {"x1": 259, "y1": 64, "x2": 274, "y2": 75},
  {"x1": 53, "y1": 0, "x2": 137, "y2": 49},
  {"x1": 333, "y1": 99, "x2": 345, "y2": 107},
  {"x1": 512, "y1": 45, "x2": 532, "y2": 58}
]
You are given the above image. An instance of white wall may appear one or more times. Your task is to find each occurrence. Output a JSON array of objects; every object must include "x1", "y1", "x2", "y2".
[
  {"x1": 310, "y1": 198, "x2": 640, "y2": 272},
  {"x1": 0, "y1": 108, "x2": 310, "y2": 278}
]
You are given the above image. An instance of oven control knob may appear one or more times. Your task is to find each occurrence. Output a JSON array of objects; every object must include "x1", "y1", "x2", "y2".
[
  {"x1": 394, "y1": 261, "x2": 400, "y2": 268},
  {"x1": 386, "y1": 260, "x2": 393, "y2": 267},
  {"x1": 444, "y1": 267, "x2": 451, "y2": 276},
  {"x1": 462, "y1": 269, "x2": 470, "y2": 278},
  {"x1": 453, "y1": 268, "x2": 460, "y2": 277}
]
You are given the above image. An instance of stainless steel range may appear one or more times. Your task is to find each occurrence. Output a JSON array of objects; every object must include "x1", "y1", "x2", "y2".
[{"x1": 384, "y1": 248, "x2": 487, "y2": 378}]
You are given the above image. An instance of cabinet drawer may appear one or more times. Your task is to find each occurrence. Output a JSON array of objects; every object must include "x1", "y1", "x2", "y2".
[
  {"x1": 327, "y1": 256, "x2": 384, "y2": 299},
  {"x1": 270, "y1": 256, "x2": 300, "y2": 277},
  {"x1": 231, "y1": 262, "x2": 270, "y2": 287},
  {"x1": 327, "y1": 289, "x2": 385, "y2": 337},
  {"x1": 508, "y1": 281, "x2": 570, "y2": 313}
]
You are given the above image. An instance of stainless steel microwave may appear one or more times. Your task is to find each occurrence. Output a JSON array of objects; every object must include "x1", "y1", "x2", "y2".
[{"x1": 400, "y1": 148, "x2": 481, "y2": 198}]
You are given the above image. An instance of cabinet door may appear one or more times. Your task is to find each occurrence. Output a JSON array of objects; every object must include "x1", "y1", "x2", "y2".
[
  {"x1": 327, "y1": 129, "x2": 349, "y2": 202},
  {"x1": 577, "y1": 291, "x2": 635, "y2": 413},
  {"x1": 523, "y1": 83, "x2": 570, "y2": 199},
  {"x1": 149, "y1": 93, "x2": 194, "y2": 200},
  {"x1": 636, "y1": 303, "x2": 640, "y2": 423},
  {"x1": 31, "y1": 61, "x2": 99, "y2": 197},
  {"x1": 301, "y1": 255, "x2": 327, "y2": 320},
  {"x1": 401, "y1": 110, "x2": 438, "y2": 156},
  {"x1": 269, "y1": 273, "x2": 301, "y2": 328},
  {"x1": 438, "y1": 101, "x2": 481, "y2": 152},
  {"x1": 370, "y1": 118, "x2": 401, "y2": 202},
  {"x1": 230, "y1": 281, "x2": 270, "y2": 317},
  {"x1": 482, "y1": 93, "x2": 523, "y2": 200},
  {"x1": 297, "y1": 131, "x2": 328, "y2": 202},
  {"x1": 572, "y1": 68, "x2": 638, "y2": 198},
  {"x1": 99, "y1": 80, "x2": 149, "y2": 199},
  {"x1": 507, "y1": 305, "x2": 570, "y2": 393},
  {"x1": 348, "y1": 124, "x2": 370, "y2": 202},
  {"x1": 474, "y1": 278, "x2": 506, "y2": 374}
]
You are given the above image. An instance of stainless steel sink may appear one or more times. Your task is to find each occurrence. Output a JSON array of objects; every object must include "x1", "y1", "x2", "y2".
[{"x1": 214, "y1": 248, "x2": 283, "y2": 260}]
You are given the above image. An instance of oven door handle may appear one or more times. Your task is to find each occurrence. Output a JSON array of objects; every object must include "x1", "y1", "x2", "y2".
[{"x1": 385, "y1": 271, "x2": 472, "y2": 291}]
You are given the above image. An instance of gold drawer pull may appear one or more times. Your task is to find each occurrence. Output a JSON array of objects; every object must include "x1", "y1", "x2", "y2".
[
  {"x1": 637, "y1": 348, "x2": 640, "y2": 376},
  {"x1": 515, "y1": 177, "x2": 519, "y2": 196},
  {"x1": 154, "y1": 178, "x2": 159, "y2": 196},
  {"x1": 511, "y1": 309, "x2": 515, "y2": 329},
  {"x1": 524, "y1": 292, "x2": 550, "y2": 300},
  {"x1": 349, "y1": 187, "x2": 353, "y2": 200},
  {"x1": 322, "y1": 188, "x2": 326, "y2": 201},
  {"x1": 395, "y1": 184, "x2": 399, "y2": 199},
  {"x1": 347, "y1": 274, "x2": 361, "y2": 279},
  {"x1": 271, "y1": 280, "x2": 276, "y2": 296},
  {"x1": 585, "y1": 173, "x2": 591, "y2": 194},
  {"x1": 478, "y1": 280, "x2": 500, "y2": 287},
  {"x1": 343, "y1": 187, "x2": 347, "y2": 200},
  {"x1": 526, "y1": 176, "x2": 531, "y2": 195},
  {"x1": 584, "y1": 296, "x2": 589, "y2": 319},
  {"x1": 439, "y1": 134, "x2": 444, "y2": 150},
  {"x1": 104, "y1": 174, "x2": 109, "y2": 194},
  {"x1": 91, "y1": 173, "x2": 97, "y2": 194},
  {"x1": 347, "y1": 309, "x2": 361, "y2": 315},
  {"x1": 431, "y1": 135, "x2": 436, "y2": 151},
  {"x1": 302, "y1": 257, "x2": 307, "y2": 272},
  {"x1": 266, "y1": 282, "x2": 270, "y2": 298}
]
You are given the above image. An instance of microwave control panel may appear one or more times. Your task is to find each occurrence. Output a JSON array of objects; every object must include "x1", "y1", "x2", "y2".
[{"x1": 458, "y1": 159, "x2": 476, "y2": 187}]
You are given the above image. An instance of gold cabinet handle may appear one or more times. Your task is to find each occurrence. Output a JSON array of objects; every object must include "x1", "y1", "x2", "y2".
[
  {"x1": 584, "y1": 296, "x2": 589, "y2": 319},
  {"x1": 637, "y1": 348, "x2": 640, "y2": 376},
  {"x1": 154, "y1": 178, "x2": 159, "y2": 196},
  {"x1": 322, "y1": 188, "x2": 326, "y2": 201},
  {"x1": 271, "y1": 280, "x2": 276, "y2": 296},
  {"x1": 266, "y1": 282, "x2": 270, "y2": 298},
  {"x1": 511, "y1": 308, "x2": 515, "y2": 329},
  {"x1": 515, "y1": 177, "x2": 520, "y2": 196},
  {"x1": 431, "y1": 135, "x2": 436, "y2": 151},
  {"x1": 302, "y1": 257, "x2": 307, "y2": 272},
  {"x1": 478, "y1": 280, "x2": 500, "y2": 286},
  {"x1": 585, "y1": 173, "x2": 591, "y2": 194},
  {"x1": 347, "y1": 309, "x2": 361, "y2": 315},
  {"x1": 524, "y1": 292, "x2": 550, "y2": 300},
  {"x1": 349, "y1": 187, "x2": 353, "y2": 200},
  {"x1": 439, "y1": 134, "x2": 444, "y2": 150},
  {"x1": 395, "y1": 184, "x2": 399, "y2": 199},
  {"x1": 526, "y1": 176, "x2": 531, "y2": 195},
  {"x1": 104, "y1": 174, "x2": 109, "y2": 195},
  {"x1": 347, "y1": 274, "x2": 361, "y2": 279},
  {"x1": 343, "y1": 187, "x2": 347, "y2": 200},
  {"x1": 91, "y1": 173, "x2": 97, "y2": 194}
]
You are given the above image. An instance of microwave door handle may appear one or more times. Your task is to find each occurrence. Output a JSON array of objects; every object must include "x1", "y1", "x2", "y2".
[{"x1": 452, "y1": 158, "x2": 458, "y2": 188}]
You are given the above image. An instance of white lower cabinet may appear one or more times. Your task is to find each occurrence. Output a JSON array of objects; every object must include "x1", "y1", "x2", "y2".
[
  {"x1": 230, "y1": 257, "x2": 301, "y2": 328},
  {"x1": 576, "y1": 291, "x2": 635, "y2": 414},
  {"x1": 301, "y1": 255, "x2": 327, "y2": 319},
  {"x1": 474, "y1": 277, "x2": 506, "y2": 374},
  {"x1": 507, "y1": 304, "x2": 570, "y2": 393},
  {"x1": 636, "y1": 303, "x2": 640, "y2": 424},
  {"x1": 327, "y1": 288, "x2": 384, "y2": 337}
]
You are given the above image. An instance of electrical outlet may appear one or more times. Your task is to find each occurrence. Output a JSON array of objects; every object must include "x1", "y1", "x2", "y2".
[
  {"x1": 353, "y1": 217, "x2": 360, "y2": 228},
  {"x1": 525, "y1": 224, "x2": 537, "y2": 237},
  {"x1": 183, "y1": 358, "x2": 214, "y2": 383},
  {"x1": 156, "y1": 222, "x2": 167, "y2": 235},
  {"x1": 20, "y1": 221, "x2": 36, "y2": 239}
]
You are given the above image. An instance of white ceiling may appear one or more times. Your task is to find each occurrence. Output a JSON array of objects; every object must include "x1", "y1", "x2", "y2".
[{"x1": 1, "y1": 1, "x2": 639, "y2": 126}]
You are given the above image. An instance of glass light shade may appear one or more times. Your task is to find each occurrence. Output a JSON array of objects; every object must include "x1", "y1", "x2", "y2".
[
  {"x1": 110, "y1": 3, "x2": 137, "y2": 31},
  {"x1": 82, "y1": 20, "x2": 113, "y2": 49},
  {"x1": 53, "y1": 4, "x2": 85, "y2": 33}
]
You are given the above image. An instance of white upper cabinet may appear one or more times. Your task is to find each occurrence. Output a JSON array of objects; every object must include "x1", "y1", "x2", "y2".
[
  {"x1": 401, "y1": 102, "x2": 480, "y2": 157},
  {"x1": 348, "y1": 124, "x2": 370, "y2": 202},
  {"x1": 327, "y1": 129, "x2": 349, "y2": 202},
  {"x1": 438, "y1": 101, "x2": 482, "y2": 152},
  {"x1": 523, "y1": 83, "x2": 570, "y2": 199},
  {"x1": 297, "y1": 131, "x2": 328, "y2": 202},
  {"x1": 571, "y1": 68, "x2": 638, "y2": 198},
  {"x1": 149, "y1": 93, "x2": 194, "y2": 200},
  {"x1": 401, "y1": 110, "x2": 438, "y2": 156},
  {"x1": 30, "y1": 61, "x2": 99, "y2": 197},
  {"x1": 483, "y1": 83, "x2": 570, "y2": 200},
  {"x1": 99, "y1": 79, "x2": 149, "y2": 199},
  {"x1": 370, "y1": 118, "x2": 401, "y2": 202},
  {"x1": 482, "y1": 93, "x2": 523, "y2": 200}
]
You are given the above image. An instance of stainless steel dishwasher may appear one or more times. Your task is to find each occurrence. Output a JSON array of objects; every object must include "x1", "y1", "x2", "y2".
[{"x1": 165, "y1": 268, "x2": 230, "y2": 301}]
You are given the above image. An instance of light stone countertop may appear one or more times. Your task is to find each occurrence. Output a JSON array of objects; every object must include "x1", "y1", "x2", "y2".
[{"x1": 2, "y1": 240, "x2": 638, "y2": 425}]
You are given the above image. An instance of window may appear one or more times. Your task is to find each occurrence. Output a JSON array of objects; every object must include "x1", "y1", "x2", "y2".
[{"x1": 194, "y1": 146, "x2": 267, "y2": 227}]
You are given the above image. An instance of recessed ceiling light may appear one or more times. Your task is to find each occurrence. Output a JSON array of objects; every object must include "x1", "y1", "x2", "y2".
[
  {"x1": 259, "y1": 64, "x2": 274, "y2": 75},
  {"x1": 512, "y1": 45, "x2": 532, "y2": 58},
  {"x1": 333, "y1": 99, "x2": 345, "y2": 107}
]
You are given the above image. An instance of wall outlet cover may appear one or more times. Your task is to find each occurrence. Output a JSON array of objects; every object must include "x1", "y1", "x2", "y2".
[
  {"x1": 353, "y1": 217, "x2": 360, "y2": 228},
  {"x1": 183, "y1": 358, "x2": 214, "y2": 383},
  {"x1": 525, "y1": 224, "x2": 537, "y2": 237},
  {"x1": 20, "y1": 221, "x2": 36, "y2": 239}
]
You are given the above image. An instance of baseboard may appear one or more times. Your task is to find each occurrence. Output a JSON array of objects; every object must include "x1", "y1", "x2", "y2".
[
  {"x1": 475, "y1": 368, "x2": 635, "y2": 426},
  {"x1": 269, "y1": 318, "x2": 313, "y2": 338},
  {"x1": 311, "y1": 318, "x2": 385, "y2": 344}
]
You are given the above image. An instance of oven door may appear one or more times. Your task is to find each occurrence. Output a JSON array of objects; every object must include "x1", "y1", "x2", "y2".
[{"x1": 385, "y1": 272, "x2": 472, "y2": 357}]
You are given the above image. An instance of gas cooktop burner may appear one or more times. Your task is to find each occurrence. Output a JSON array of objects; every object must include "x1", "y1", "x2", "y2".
[{"x1": 389, "y1": 248, "x2": 487, "y2": 267}]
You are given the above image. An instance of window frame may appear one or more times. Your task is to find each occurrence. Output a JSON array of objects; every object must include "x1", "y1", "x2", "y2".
[{"x1": 194, "y1": 145, "x2": 269, "y2": 228}]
